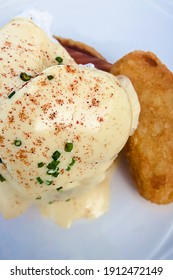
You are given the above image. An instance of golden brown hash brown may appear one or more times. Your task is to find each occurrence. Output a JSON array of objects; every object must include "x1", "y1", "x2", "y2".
[{"x1": 111, "y1": 51, "x2": 173, "y2": 204}]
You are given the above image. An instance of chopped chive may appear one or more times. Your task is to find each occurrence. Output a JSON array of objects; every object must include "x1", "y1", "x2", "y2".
[
  {"x1": 0, "y1": 158, "x2": 2, "y2": 163},
  {"x1": 36, "y1": 177, "x2": 43, "y2": 184},
  {"x1": 0, "y1": 173, "x2": 6, "y2": 182},
  {"x1": 55, "y1": 56, "x2": 63, "y2": 64},
  {"x1": 14, "y1": 139, "x2": 22, "y2": 146},
  {"x1": 20, "y1": 72, "x2": 32, "y2": 81},
  {"x1": 49, "y1": 200, "x2": 55, "y2": 204},
  {"x1": 66, "y1": 166, "x2": 71, "y2": 171},
  {"x1": 47, "y1": 75, "x2": 54, "y2": 80},
  {"x1": 38, "y1": 162, "x2": 44, "y2": 168},
  {"x1": 69, "y1": 157, "x2": 76, "y2": 166},
  {"x1": 51, "y1": 171, "x2": 59, "y2": 177},
  {"x1": 52, "y1": 150, "x2": 61, "y2": 161},
  {"x1": 66, "y1": 158, "x2": 76, "y2": 171},
  {"x1": 8, "y1": 91, "x2": 16, "y2": 99},
  {"x1": 36, "y1": 196, "x2": 41, "y2": 200},
  {"x1": 47, "y1": 160, "x2": 60, "y2": 170},
  {"x1": 45, "y1": 180, "x2": 52, "y2": 185},
  {"x1": 47, "y1": 169, "x2": 56, "y2": 175},
  {"x1": 56, "y1": 186, "x2": 63, "y2": 191},
  {"x1": 64, "y1": 142, "x2": 73, "y2": 152},
  {"x1": 46, "y1": 169, "x2": 59, "y2": 176},
  {"x1": 66, "y1": 199, "x2": 71, "y2": 202}
]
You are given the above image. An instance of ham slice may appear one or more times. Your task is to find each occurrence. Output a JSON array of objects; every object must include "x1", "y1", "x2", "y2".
[{"x1": 54, "y1": 36, "x2": 112, "y2": 72}]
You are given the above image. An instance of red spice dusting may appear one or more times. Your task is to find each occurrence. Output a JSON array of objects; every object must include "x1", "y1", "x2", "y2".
[
  {"x1": 8, "y1": 116, "x2": 14, "y2": 124},
  {"x1": 15, "y1": 150, "x2": 30, "y2": 166},
  {"x1": 30, "y1": 147, "x2": 36, "y2": 154},
  {"x1": 74, "y1": 156, "x2": 81, "y2": 163},
  {"x1": 97, "y1": 117, "x2": 104, "y2": 122},
  {"x1": 15, "y1": 100, "x2": 22, "y2": 105},
  {"x1": 23, "y1": 132, "x2": 31, "y2": 139},
  {"x1": 69, "y1": 84, "x2": 74, "y2": 91},
  {"x1": 92, "y1": 98, "x2": 100, "y2": 106},
  {"x1": 10, "y1": 64, "x2": 17, "y2": 75},
  {"x1": 55, "y1": 99, "x2": 64, "y2": 106},
  {"x1": 54, "y1": 123, "x2": 73, "y2": 135},
  {"x1": 19, "y1": 109, "x2": 28, "y2": 122},
  {"x1": 41, "y1": 103, "x2": 52, "y2": 113},
  {"x1": 68, "y1": 98, "x2": 74, "y2": 104},
  {"x1": 4, "y1": 41, "x2": 11, "y2": 47},
  {"x1": 42, "y1": 146, "x2": 50, "y2": 158},
  {"x1": 0, "y1": 136, "x2": 4, "y2": 144},
  {"x1": 16, "y1": 170, "x2": 22, "y2": 177},
  {"x1": 74, "y1": 135, "x2": 80, "y2": 141},
  {"x1": 29, "y1": 96, "x2": 39, "y2": 105},
  {"x1": 65, "y1": 65, "x2": 76, "y2": 74},
  {"x1": 40, "y1": 80, "x2": 47, "y2": 86},
  {"x1": 33, "y1": 138, "x2": 43, "y2": 146},
  {"x1": 49, "y1": 112, "x2": 57, "y2": 120},
  {"x1": 94, "y1": 84, "x2": 99, "y2": 92}
]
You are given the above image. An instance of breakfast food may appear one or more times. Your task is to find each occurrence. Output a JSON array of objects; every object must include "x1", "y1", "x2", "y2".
[
  {"x1": 111, "y1": 51, "x2": 173, "y2": 204},
  {"x1": 62, "y1": 36, "x2": 173, "y2": 205},
  {"x1": 54, "y1": 36, "x2": 106, "y2": 61},
  {"x1": 0, "y1": 17, "x2": 74, "y2": 104},
  {"x1": 0, "y1": 16, "x2": 140, "y2": 227},
  {"x1": 54, "y1": 36, "x2": 112, "y2": 72}
]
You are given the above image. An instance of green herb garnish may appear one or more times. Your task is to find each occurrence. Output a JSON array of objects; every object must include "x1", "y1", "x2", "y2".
[
  {"x1": 36, "y1": 196, "x2": 41, "y2": 200},
  {"x1": 51, "y1": 171, "x2": 59, "y2": 178},
  {"x1": 64, "y1": 142, "x2": 73, "y2": 152},
  {"x1": 45, "y1": 180, "x2": 52, "y2": 186},
  {"x1": 47, "y1": 75, "x2": 54, "y2": 80},
  {"x1": 49, "y1": 200, "x2": 55, "y2": 204},
  {"x1": 38, "y1": 162, "x2": 44, "y2": 168},
  {"x1": 8, "y1": 91, "x2": 16, "y2": 99},
  {"x1": 56, "y1": 186, "x2": 63, "y2": 191},
  {"x1": 0, "y1": 173, "x2": 6, "y2": 182},
  {"x1": 20, "y1": 72, "x2": 32, "y2": 81},
  {"x1": 66, "y1": 158, "x2": 76, "y2": 171},
  {"x1": 66, "y1": 199, "x2": 71, "y2": 202},
  {"x1": 46, "y1": 169, "x2": 59, "y2": 176},
  {"x1": 36, "y1": 177, "x2": 43, "y2": 184},
  {"x1": 47, "y1": 169, "x2": 56, "y2": 175},
  {"x1": 55, "y1": 56, "x2": 63, "y2": 64},
  {"x1": 0, "y1": 158, "x2": 2, "y2": 163},
  {"x1": 69, "y1": 157, "x2": 75, "y2": 166},
  {"x1": 14, "y1": 139, "x2": 22, "y2": 146},
  {"x1": 52, "y1": 150, "x2": 61, "y2": 161},
  {"x1": 47, "y1": 160, "x2": 60, "y2": 170}
]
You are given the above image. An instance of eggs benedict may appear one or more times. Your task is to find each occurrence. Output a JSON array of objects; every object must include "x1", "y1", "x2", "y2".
[{"x1": 0, "y1": 15, "x2": 140, "y2": 227}]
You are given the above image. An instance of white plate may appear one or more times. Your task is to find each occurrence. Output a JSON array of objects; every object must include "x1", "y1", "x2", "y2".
[{"x1": 0, "y1": 0, "x2": 173, "y2": 260}]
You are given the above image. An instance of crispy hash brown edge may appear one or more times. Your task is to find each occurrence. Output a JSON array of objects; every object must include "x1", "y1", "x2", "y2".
[{"x1": 111, "y1": 50, "x2": 173, "y2": 204}]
